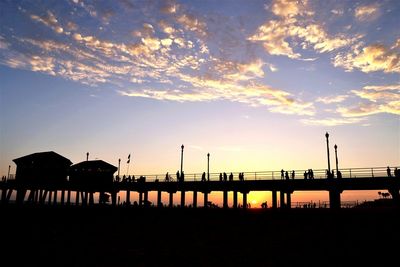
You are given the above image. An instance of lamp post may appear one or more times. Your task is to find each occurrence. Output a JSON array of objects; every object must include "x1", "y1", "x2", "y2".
[
  {"x1": 334, "y1": 144, "x2": 338, "y2": 176},
  {"x1": 7, "y1": 165, "x2": 10, "y2": 180},
  {"x1": 86, "y1": 152, "x2": 89, "y2": 161},
  {"x1": 180, "y1": 144, "x2": 184, "y2": 174},
  {"x1": 325, "y1": 132, "x2": 331, "y2": 173},
  {"x1": 207, "y1": 153, "x2": 210, "y2": 181}
]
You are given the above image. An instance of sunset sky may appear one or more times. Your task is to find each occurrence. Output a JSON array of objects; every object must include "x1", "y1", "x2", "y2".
[{"x1": 0, "y1": 0, "x2": 399, "y2": 205}]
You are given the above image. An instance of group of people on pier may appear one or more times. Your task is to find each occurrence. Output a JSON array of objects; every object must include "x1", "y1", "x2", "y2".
[
  {"x1": 387, "y1": 167, "x2": 400, "y2": 178},
  {"x1": 113, "y1": 166, "x2": 399, "y2": 184}
]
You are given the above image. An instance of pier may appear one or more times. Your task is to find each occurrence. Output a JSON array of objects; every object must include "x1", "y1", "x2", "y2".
[{"x1": 2, "y1": 166, "x2": 399, "y2": 209}]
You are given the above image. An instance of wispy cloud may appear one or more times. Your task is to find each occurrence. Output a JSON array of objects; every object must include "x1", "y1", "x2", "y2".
[
  {"x1": 30, "y1": 11, "x2": 64, "y2": 34},
  {"x1": 301, "y1": 117, "x2": 367, "y2": 126},
  {"x1": 341, "y1": 84, "x2": 400, "y2": 116},
  {"x1": 316, "y1": 95, "x2": 349, "y2": 104},
  {"x1": 354, "y1": 4, "x2": 380, "y2": 21},
  {"x1": 249, "y1": 0, "x2": 360, "y2": 59},
  {"x1": 333, "y1": 41, "x2": 400, "y2": 73}
]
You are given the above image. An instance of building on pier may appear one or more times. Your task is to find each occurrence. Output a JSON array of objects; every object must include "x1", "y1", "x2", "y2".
[
  {"x1": 13, "y1": 151, "x2": 72, "y2": 186},
  {"x1": 69, "y1": 160, "x2": 117, "y2": 190}
]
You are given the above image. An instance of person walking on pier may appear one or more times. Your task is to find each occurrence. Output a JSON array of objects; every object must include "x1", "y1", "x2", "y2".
[
  {"x1": 394, "y1": 168, "x2": 399, "y2": 178},
  {"x1": 219, "y1": 173, "x2": 223, "y2": 181},
  {"x1": 176, "y1": 170, "x2": 180, "y2": 182},
  {"x1": 304, "y1": 171, "x2": 308, "y2": 180},
  {"x1": 387, "y1": 166, "x2": 392, "y2": 178},
  {"x1": 229, "y1": 172, "x2": 233, "y2": 181},
  {"x1": 281, "y1": 169, "x2": 284, "y2": 180},
  {"x1": 223, "y1": 172, "x2": 227, "y2": 182},
  {"x1": 291, "y1": 170, "x2": 295, "y2": 180},
  {"x1": 285, "y1": 171, "x2": 289, "y2": 180},
  {"x1": 201, "y1": 172, "x2": 206, "y2": 182}
]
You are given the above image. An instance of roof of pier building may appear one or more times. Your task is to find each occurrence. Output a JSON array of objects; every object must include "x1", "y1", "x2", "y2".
[{"x1": 12, "y1": 151, "x2": 72, "y2": 184}]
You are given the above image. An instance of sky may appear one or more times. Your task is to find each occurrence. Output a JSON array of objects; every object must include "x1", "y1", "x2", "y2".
[{"x1": 0, "y1": 0, "x2": 399, "y2": 205}]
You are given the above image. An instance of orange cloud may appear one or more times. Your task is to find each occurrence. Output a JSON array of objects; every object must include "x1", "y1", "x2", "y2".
[
  {"x1": 334, "y1": 42, "x2": 400, "y2": 73},
  {"x1": 354, "y1": 4, "x2": 380, "y2": 21}
]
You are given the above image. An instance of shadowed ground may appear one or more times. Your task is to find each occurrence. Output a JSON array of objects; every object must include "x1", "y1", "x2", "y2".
[{"x1": 1, "y1": 205, "x2": 399, "y2": 267}]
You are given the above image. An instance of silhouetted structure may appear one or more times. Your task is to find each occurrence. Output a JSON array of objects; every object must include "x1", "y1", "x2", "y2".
[
  {"x1": 12, "y1": 151, "x2": 72, "y2": 204},
  {"x1": 69, "y1": 160, "x2": 117, "y2": 190},
  {"x1": 13, "y1": 151, "x2": 72, "y2": 186}
]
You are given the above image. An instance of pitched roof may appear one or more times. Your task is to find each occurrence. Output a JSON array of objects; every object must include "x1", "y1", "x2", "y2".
[
  {"x1": 13, "y1": 151, "x2": 72, "y2": 165},
  {"x1": 70, "y1": 160, "x2": 117, "y2": 172}
]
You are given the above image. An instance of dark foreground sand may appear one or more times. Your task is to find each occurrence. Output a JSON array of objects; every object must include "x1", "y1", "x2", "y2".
[{"x1": 1, "y1": 205, "x2": 399, "y2": 267}]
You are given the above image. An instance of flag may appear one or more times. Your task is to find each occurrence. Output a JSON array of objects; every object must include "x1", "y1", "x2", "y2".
[{"x1": 127, "y1": 154, "x2": 131, "y2": 164}]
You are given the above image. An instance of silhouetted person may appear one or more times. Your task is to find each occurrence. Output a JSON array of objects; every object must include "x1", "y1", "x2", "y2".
[
  {"x1": 219, "y1": 173, "x2": 223, "y2": 181},
  {"x1": 229, "y1": 172, "x2": 233, "y2": 181},
  {"x1": 331, "y1": 170, "x2": 335, "y2": 179},
  {"x1": 201, "y1": 172, "x2": 206, "y2": 182},
  {"x1": 327, "y1": 170, "x2": 333, "y2": 179},
  {"x1": 308, "y1": 169, "x2": 314, "y2": 179},
  {"x1": 181, "y1": 171, "x2": 184, "y2": 182},
  {"x1": 291, "y1": 170, "x2": 295, "y2": 180},
  {"x1": 387, "y1": 166, "x2": 392, "y2": 177},
  {"x1": 304, "y1": 171, "x2": 308, "y2": 180},
  {"x1": 176, "y1": 170, "x2": 180, "y2": 182},
  {"x1": 281, "y1": 169, "x2": 284, "y2": 180},
  {"x1": 395, "y1": 168, "x2": 399, "y2": 178},
  {"x1": 285, "y1": 171, "x2": 289, "y2": 180},
  {"x1": 223, "y1": 172, "x2": 227, "y2": 182},
  {"x1": 337, "y1": 170, "x2": 342, "y2": 179},
  {"x1": 165, "y1": 172, "x2": 169, "y2": 182}
]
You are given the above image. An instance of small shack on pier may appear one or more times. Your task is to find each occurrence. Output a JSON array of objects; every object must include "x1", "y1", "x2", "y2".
[
  {"x1": 69, "y1": 160, "x2": 117, "y2": 190},
  {"x1": 13, "y1": 151, "x2": 72, "y2": 186}
]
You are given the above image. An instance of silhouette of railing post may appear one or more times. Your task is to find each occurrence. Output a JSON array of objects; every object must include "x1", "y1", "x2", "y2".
[
  {"x1": 169, "y1": 192, "x2": 173, "y2": 208},
  {"x1": 242, "y1": 192, "x2": 248, "y2": 209},
  {"x1": 67, "y1": 190, "x2": 71, "y2": 205},
  {"x1": 233, "y1": 191, "x2": 238, "y2": 208},
  {"x1": 193, "y1": 191, "x2": 197, "y2": 208},
  {"x1": 157, "y1": 190, "x2": 162, "y2": 207},
  {"x1": 61, "y1": 190, "x2": 65, "y2": 205},
  {"x1": 126, "y1": 190, "x2": 130, "y2": 205},
  {"x1": 223, "y1": 190, "x2": 228, "y2": 208},
  {"x1": 280, "y1": 191, "x2": 285, "y2": 208},
  {"x1": 180, "y1": 191, "x2": 185, "y2": 208},
  {"x1": 138, "y1": 192, "x2": 143, "y2": 206},
  {"x1": 286, "y1": 192, "x2": 291, "y2": 209},
  {"x1": 144, "y1": 191, "x2": 148, "y2": 207}
]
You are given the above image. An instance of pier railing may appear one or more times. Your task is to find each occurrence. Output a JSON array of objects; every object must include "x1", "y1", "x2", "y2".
[
  {"x1": 2, "y1": 166, "x2": 397, "y2": 184},
  {"x1": 113, "y1": 166, "x2": 398, "y2": 183}
]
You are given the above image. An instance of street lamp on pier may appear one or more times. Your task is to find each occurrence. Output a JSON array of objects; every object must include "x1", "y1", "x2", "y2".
[
  {"x1": 207, "y1": 153, "x2": 210, "y2": 181},
  {"x1": 180, "y1": 144, "x2": 184, "y2": 174},
  {"x1": 334, "y1": 144, "x2": 338, "y2": 176},
  {"x1": 325, "y1": 132, "x2": 331, "y2": 173}
]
